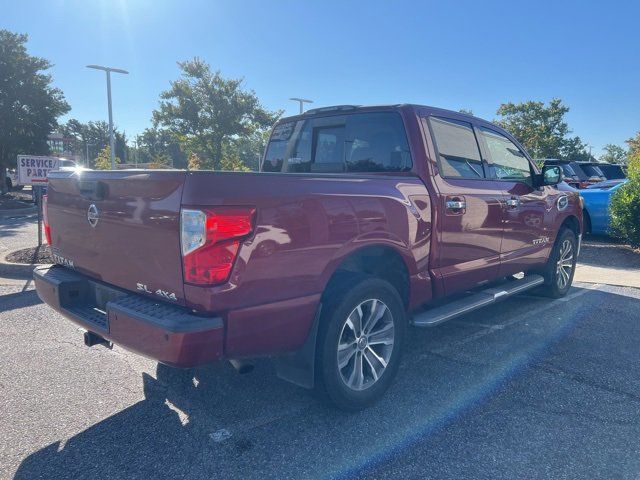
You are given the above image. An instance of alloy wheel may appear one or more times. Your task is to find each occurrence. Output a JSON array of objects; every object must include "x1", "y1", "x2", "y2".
[
  {"x1": 556, "y1": 239, "x2": 574, "y2": 290},
  {"x1": 337, "y1": 298, "x2": 395, "y2": 391}
]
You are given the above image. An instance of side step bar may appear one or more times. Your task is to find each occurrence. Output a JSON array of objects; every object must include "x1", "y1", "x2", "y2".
[{"x1": 412, "y1": 274, "x2": 545, "y2": 327}]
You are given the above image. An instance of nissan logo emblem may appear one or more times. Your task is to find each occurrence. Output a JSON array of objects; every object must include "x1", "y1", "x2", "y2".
[{"x1": 87, "y1": 204, "x2": 99, "y2": 228}]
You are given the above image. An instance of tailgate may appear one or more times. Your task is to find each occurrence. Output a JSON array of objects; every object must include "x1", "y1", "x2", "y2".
[{"x1": 46, "y1": 170, "x2": 188, "y2": 306}]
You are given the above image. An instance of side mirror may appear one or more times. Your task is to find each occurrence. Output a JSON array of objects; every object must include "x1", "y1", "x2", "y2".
[{"x1": 537, "y1": 165, "x2": 562, "y2": 187}]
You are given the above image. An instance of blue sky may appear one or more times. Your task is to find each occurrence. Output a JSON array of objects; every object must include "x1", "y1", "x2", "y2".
[{"x1": 3, "y1": 0, "x2": 639, "y2": 156}]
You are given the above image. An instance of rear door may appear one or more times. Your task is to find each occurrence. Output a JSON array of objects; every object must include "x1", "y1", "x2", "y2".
[
  {"x1": 46, "y1": 170, "x2": 188, "y2": 305},
  {"x1": 477, "y1": 127, "x2": 552, "y2": 275},
  {"x1": 425, "y1": 116, "x2": 505, "y2": 296}
]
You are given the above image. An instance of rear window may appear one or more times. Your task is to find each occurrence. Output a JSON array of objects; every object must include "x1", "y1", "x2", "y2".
[
  {"x1": 561, "y1": 165, "x2": 577, "y2": 177},
  {"x1": 580, "y1": 164, "x2": 604, "y2": 177},
  {"x1": 262, "y1": 112, "x2": 412, "y2": 173},
  {"x1": 598, "y1": 164, "x2": 626, "y2": 179},
  {"x1": 568, "y1": 163, "x2": 588, "y2": 180}
]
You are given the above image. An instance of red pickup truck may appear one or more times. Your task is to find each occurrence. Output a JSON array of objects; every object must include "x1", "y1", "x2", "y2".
[{"x1": 35, "y1": 105, "x2": 582, "y2": 410}]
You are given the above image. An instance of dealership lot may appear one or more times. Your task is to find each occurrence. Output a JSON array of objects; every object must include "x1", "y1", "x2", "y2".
[{"x1": 2, "y1": 265, "x2": 640, "y2": 479}]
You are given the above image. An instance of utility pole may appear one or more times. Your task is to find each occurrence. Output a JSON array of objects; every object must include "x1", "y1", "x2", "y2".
[
  {"x1": 87, "y1": 65, "x2": 129, "y2": 169},
  {"x1": 289, "y1": 97, "x2": 313, "y2": 115}
]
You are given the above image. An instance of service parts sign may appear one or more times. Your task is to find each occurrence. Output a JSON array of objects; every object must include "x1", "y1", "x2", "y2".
[{"x1": 17, "y1": 155, "x2": 60, "y2": 185}]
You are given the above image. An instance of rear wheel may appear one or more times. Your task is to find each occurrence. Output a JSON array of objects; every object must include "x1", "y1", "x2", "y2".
[
  {"x1": 537, "y1": 228, "x2": 578, "y2": 298},
  {"x1": 316, "y1": 275, "x2": 406, "y2": 411}
]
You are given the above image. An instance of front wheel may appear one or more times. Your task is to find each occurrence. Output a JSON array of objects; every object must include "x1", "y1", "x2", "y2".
[
  {"x1": 537, "y1": 228, "x2": 578, "y2": 298},
  {"x1": 316, "y1": 276, "x2": 406, "y2": 411}
]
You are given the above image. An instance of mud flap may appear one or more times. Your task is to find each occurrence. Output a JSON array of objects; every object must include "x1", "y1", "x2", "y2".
[{"x1": 274, "y1": 304, "x2": 322, "y2": 389}]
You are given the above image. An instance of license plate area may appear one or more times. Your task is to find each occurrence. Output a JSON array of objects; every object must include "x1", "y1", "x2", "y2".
[{"x1": 58, "y1": 277, "x2": 126, "y2": 333}]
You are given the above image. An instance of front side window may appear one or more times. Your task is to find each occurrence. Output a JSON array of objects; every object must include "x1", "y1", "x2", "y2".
[
  {"x1": 480, "y1": 128, "x2": 532, "y2": 184},
  {"x1": 429, "y1": 117, "x2": 485, "y2": 179}
]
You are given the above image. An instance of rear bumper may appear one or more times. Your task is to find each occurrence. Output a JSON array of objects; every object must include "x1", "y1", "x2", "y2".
[{"x1": 33, "y1": 265, "x2": 224, "y2": 367}]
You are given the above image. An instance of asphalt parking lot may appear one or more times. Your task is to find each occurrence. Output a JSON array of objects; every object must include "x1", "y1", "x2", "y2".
[{"x1": 2, "y1": 219, "x2": 640, "y2": 479}]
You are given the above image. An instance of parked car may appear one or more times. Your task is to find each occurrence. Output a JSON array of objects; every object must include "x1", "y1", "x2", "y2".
[
  {"x1": 580, "y1": 179, "x2": 628, "y2": 235},
  {"x1": 34, "y1": 105, "x2": 583, "y2": 410}
]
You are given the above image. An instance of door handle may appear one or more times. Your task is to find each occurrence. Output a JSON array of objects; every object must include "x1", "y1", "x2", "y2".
[
  {"x1": 446, "y1": 200, "x2": 467, "y2": 210},
  {"x1": 505, "y1": 197, "x2": 520, "y2": 209}
]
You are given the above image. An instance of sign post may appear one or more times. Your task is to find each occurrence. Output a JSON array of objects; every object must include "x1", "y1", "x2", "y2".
[
  {"x1": 36, "y1": 187, "x2": 43, "y2": 246},
  {"x1": 16, "y1": 155, "x2": 60, "y2": 248}
]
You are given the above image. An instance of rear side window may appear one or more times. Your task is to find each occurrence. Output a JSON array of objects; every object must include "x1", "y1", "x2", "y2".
[
  {"x1": 480, "y1": 128, "x2": 532, "y2": 185},
  {"x1": 345, "y1": 113, "x2": 412, "y2": 172},
  {"x1": 262, "y1": 112, "x2": 412, "y2": 173},
  {"x1": 429, "y1": 117, "x2": 485, "y2": 179}
]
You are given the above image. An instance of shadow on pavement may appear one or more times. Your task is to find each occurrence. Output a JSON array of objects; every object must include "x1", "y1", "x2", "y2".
[
  {"x1": 13, "y1": 286, "x2": 640, "y2": 480},
  {"x1": 0, "y1": 214, "x2": 37, "y2": 241},
  {"x1": 0, "y1": 289, "x2": 41, "y2": 312}
]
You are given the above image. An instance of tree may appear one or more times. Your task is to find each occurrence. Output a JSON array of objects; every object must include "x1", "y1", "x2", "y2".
[
  {"x1": 187, "y1": 152, "x2": 203, "y2": 170},
  {"x1": 496, "y1": 99, "x2": 576, "y2": 160},
  {"x1": 600, "y1": 144, "x2": 628, "y2": 164},
  {"x1": 60, "y1": 119, "x2": 127, "y2": 166},
  {"x1": 152, "y1": 58, "x2": 280, "y2": 170},
  {"x1": 0, "y1": 30, "x2": 70, "y2": 191},
  {"x1": 94, "y1": 146, "x2": 121, "y2": 170},
  {"x1": 610, "y1": 147, "x2": 640, "y2": 246},
  {"x1": 561, "y1": 136, "x2": 595, "y2": 163},
  {"x1": 458, "y1": 108, "x2": 474, "y2": 116},
  {"x1": 136, "y1": 127, "x2": 186, "y2": 168},
  {"x1": 627, "y1": 131, "x2": 640, "y2": 159}
]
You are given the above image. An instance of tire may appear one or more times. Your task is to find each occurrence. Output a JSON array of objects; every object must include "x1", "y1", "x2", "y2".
[
  {"x1": 537, "y1": 228, "x2": 578, "y2": 298},
  {"x1": 315, "y1": 275, "x2": 406, "y2": 411}
]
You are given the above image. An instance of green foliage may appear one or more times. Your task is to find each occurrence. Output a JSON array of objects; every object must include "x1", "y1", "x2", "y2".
[
  {"x1": 187, "y1": 152, "x2": 202, "y2": 170},
  {"x1": 0, "y1": 30, "x2": 70, "y2": 189},
  {"x1": 136, "y1": 127, "x2": 186, "y2": 168},
  {"x1": 561, "y1": 136, "x2": 595, "y2": 163},
  {"x1": 627, "y1": 131, "x2": 640, "y2": 159},
  {"x1": 152, "y1": 57, "x2": 281, "y2": 170},
  {"x1": 599, "y1": 144, "x2": 628, "y2": 164},
  {"x1": 610, "y1": 150, "x2": 640, "y2": 247},
  {"x1": 496, "y1": 98, "x2": 592, "y2": 161},
  {"x1": 94, "y1": 146, "x2": 121, "y2": 170},
  {"x1": 458, "y1": 108, "x2": 474, "y2": 116},
  {"x1": 60, "y1": 119, "x2": 127, "y2": 165}
]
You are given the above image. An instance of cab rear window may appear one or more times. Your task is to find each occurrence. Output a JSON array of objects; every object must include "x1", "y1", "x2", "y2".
[{"x1": 262, "y1": 112, "x2": 412, "y2": 173}]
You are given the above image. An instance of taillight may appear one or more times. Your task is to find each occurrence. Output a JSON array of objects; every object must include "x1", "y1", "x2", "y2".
[
  {"x1": 42, "y1": 194, "x2": 52, "y2": 245},
  {"x1": 180, "y1": 207, "x2": 255, "y2": 285}
]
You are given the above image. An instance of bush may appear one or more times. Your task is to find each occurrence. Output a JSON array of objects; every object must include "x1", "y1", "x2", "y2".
[{"x1": 610, "y1": 154, "x2": 640, "y2": 247}]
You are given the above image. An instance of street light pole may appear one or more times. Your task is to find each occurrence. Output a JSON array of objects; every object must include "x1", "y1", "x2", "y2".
[
  {"x1": 290, "y1": 97, "x2": 313, "y2": 115},
  {"x1": 87, "y1": 65, "x2": 129, "y2": 169}
]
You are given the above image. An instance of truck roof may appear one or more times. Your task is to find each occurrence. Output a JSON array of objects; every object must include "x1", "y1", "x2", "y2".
[
  {"x1": 281, "y1": 103, "x2": 482, "y2": 122},
  {"x1": 276, "y1": 103, "x2": 513, "y2": 146}
]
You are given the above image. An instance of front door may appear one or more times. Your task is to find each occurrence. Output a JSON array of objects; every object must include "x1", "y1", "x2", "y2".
[
  {"x1": 426, "y1": 116, "x2": 505, "y2": 296},
  {"x1": 477, "y1": 126, "x2": 552, "y2": 275}
]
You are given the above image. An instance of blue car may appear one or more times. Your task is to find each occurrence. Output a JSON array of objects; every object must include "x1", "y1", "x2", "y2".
[{"x1": 579, "y1": 180, "x2": 628, "y2": 235}]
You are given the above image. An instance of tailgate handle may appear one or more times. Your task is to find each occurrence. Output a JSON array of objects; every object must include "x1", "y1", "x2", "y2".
[{"x1": 78, "y1": 180, "x2": 108, "y2": 201}]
